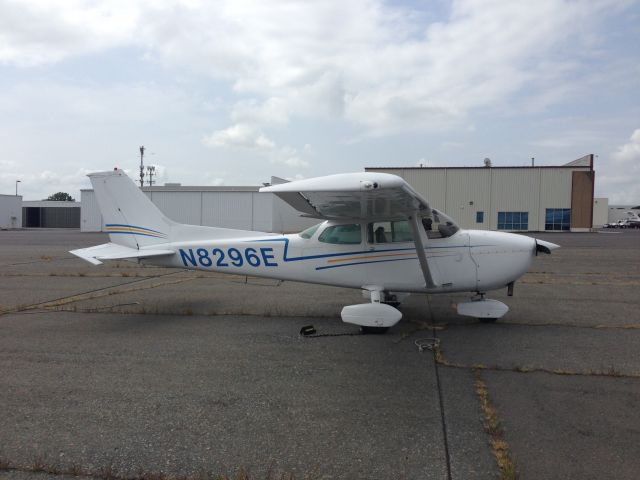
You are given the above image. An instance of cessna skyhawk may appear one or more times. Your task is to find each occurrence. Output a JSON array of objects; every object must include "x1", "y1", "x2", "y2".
[{"x1": 71, "y1": 169, "x2": 558, "y2": 333}]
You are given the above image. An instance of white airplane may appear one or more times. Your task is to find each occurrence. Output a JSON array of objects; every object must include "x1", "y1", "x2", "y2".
[{"x1": 71, "y1": 169, "x2": 559, "y2": 333}]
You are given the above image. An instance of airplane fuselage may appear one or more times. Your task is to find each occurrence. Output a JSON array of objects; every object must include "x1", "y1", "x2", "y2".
[{"x1": 145, "y1": 224, "x2": 535, "y2": 295}]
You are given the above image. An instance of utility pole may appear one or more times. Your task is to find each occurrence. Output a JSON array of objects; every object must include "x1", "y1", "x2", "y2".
[
  {"x1": 139, "y1": 146, "x2": 145, "y2": 187},
  {"x1": 147, "y1": 165, "x2": 156, "y2": 187}
]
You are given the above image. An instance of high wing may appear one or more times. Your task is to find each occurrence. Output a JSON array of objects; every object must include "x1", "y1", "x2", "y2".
[
  {"x1": 70, "y1": 243, "x2": 175, "y2": 265},
  {"x1": 260, "y1": 172, "x2": 435, "y2": 221},
  {"x1": 260, "y1": 172, "x2": 455, "y2": 289}
]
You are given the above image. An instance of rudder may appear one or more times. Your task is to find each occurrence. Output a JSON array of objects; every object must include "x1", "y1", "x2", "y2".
[{"x1": 89, "y1": 169, "x2": 173, "y2": 249}]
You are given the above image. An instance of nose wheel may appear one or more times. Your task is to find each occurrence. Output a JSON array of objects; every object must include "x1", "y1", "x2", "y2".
[
  {"x1": 457, "y1": 294, "x2": 509, "y2": 322},
  {"x1": 360, "y1": 326, "x2": 390, "y2": 334}
]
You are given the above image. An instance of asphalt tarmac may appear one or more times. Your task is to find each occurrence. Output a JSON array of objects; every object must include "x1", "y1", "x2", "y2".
[{"x1": 0, "y1": 229, "x2": 638, "y2": 479}]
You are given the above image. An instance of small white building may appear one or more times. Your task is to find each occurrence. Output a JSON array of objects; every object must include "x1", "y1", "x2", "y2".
[
  {"x1": 0, "y1": 194, "x2": 22, "y2": 229},
  {"x1": 592, "y1": 198, "x2": 609, "y2": 228}
]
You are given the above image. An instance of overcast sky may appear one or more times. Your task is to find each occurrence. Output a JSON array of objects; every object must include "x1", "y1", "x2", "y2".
[{"x1": 0, "y1": 0, "x2": 638, "y2": 203}]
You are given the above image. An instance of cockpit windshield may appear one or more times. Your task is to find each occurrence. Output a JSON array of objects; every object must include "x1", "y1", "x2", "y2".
[{"x1": 298, "y1": 223, "x2": 322, "y2": 239}]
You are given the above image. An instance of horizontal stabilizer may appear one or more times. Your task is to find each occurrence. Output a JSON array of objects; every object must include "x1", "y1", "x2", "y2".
[{"x1": 70, "y1": 243, "x2": 175, "y2": 265}]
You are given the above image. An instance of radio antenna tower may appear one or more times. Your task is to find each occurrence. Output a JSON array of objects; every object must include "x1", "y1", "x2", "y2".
[
  {"x1": 139, "y1": 146, "x2": 145, "y2": 187},
  {"x1": 147, "y1": 165, "x2": 156, "y2": 187}
]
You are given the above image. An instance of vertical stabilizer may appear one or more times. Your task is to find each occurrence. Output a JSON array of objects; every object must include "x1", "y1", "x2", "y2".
[{"x1": 89, "y1": 169, "x2": 173, "y2": 249}]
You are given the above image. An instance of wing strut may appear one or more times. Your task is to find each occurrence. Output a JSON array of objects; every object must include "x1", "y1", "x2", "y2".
[{"x1": 408, "y1": 213, "x2": 439, "y2": 289}]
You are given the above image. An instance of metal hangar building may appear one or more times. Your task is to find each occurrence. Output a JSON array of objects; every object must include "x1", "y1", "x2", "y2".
[
  {"x1": 80, "y1": 183, "x2": 319, "y2": 234},
  {"x1": 80, "y1": 154, "x2": 602, "y2": 234},
  {"x1": 366, "y1": 154, "x2": 597, "y2": 232}
]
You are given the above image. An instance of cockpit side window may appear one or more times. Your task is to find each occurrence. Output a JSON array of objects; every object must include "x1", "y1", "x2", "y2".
[
  {"x1": 423, "y1": 210, "x2": 459, "y2": 239},
  {"x1": 318, "y1": 224, "x2": 362, "y2": 244},
  {"x1": 367, "y1": 220, "x2": 414, "y2": 243}
]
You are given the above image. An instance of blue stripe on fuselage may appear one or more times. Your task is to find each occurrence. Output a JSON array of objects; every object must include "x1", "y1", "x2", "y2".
[{"x1": 251, "y1": 237, "x2": 495, "y2": 263}]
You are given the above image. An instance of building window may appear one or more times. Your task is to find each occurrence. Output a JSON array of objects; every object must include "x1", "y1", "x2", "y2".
[
  {"x1": 545, "y1": 208, "x2": 571, "y2": 231},
  {"x1": 476, "y1": 211, "x2": 484, "y2": 223},
  {"x1": 497, "y1": 212, "x2": 528, "y2": 230},
  {"x1": 318, "y1": 224, "x2": 362, "y2": 244}
]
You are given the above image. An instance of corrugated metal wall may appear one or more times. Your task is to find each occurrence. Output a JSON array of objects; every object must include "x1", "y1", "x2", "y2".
[
  {"x1": 0, "y1": 195, "x2": 22, "y2": 229},
  {"x1": 148, "y1": 191, "x2": 202, "y2": 225},
  {"x1": 202, "y1": 192, "x2": 254, "y2": 229},
  {"x1": 538, "y1": 169, "x2": 573, "y2": 230},
  {"x1": 22, "y1": 207, "x2": 80, "y2": 228},
  {"x1": 489, "y1": 169, "x2": 541, "y2": 230},
  {"x1": 446, "y1": 169, "x2": 492, "y2": 229},
  {"x1": 80, "y1": 190, "x2": 104, "y2": 231}
]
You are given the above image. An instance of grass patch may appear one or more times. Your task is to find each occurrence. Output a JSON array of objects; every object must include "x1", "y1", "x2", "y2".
[
  {"x1": 474, "y1": 369, "x2": 518, "y2": 480},
  {"x1": 0, "y1": 457, "x2": 309, "y2": 480}
]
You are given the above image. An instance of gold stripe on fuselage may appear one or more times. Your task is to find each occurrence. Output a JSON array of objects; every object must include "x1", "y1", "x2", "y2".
[{"x1": 326, "y1": 251, "x2": 415, "y2": 264}]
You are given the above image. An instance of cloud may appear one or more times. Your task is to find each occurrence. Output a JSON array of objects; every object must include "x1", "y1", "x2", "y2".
[
  {"x1": 598, "y1": 129, "x2": 640, "y2": 204},
  {"x1": 1, "y1": 0, "x2": 637, "y2": 199},
  {"x1": 273, "y1": 146, "x2": 308, "y2": 168},
  {"x1": 202, "y1": 123, "x2": 309, "y2": 168},
  {"x1": 203, "y1": 124, "x2": 275, "y2": 150},
  {"x1": 207, "y1": 177, "x2": 225, "y2": 187},
  {"x1": 230, "y1": 98, "x2": 290, "y2": 126},
  {"x1": 1, "y1": 0, "x2": 631, "y2": 137},
  {"x1": 0, "y1": 168, "x2": 92, "y2": 200},
  {"x1": 0, "y1": 80, "x2": 208, "y2": 198},
  {"x1": 0, "y1": 0, "x2": 141, "y2": 66}
]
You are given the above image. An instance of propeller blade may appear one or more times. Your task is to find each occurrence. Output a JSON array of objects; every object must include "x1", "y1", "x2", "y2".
[{"x1": 535, "y1": 239, "x2": 560, "y2": 255}]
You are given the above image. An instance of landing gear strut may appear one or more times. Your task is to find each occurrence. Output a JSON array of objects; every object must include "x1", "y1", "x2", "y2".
[{"x1": 381, "y1": 293, "x2": 401, "y2": 309}]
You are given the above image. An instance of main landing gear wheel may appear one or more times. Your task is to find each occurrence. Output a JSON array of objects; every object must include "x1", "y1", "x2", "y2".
[
  {"x1": 479, "y1": 317, "x2": 498, "y2": 323},
  {"x1": 360, "y1": 326, "x2": 390, "y2": 334}
]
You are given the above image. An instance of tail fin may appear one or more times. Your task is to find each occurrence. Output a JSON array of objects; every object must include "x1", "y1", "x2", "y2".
[{"x1": 89, "y1": 169, "x2": 173, "y2": 249}]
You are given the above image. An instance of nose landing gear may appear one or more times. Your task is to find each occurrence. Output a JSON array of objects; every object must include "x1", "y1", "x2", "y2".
[{"x1": 457, "y1": 292, "x2": 509, "y2": 322}]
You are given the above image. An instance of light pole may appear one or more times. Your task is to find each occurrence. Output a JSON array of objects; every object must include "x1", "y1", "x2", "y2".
[{"x1": 15, "y1": 180, "x2": 21, "y2": 196}]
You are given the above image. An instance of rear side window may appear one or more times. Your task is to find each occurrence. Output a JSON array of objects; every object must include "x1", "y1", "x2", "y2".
[{"x1": 318, "y1": 224, "x2": 362, "y2": 244}]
